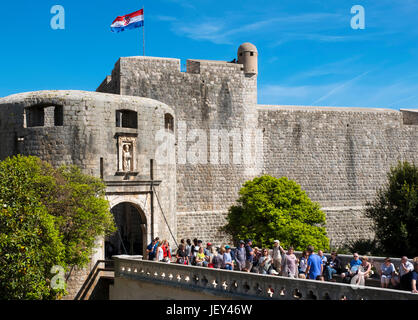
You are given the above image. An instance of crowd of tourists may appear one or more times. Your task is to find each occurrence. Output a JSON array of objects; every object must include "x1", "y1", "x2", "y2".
[{"x1": 145, "y1": 237, "x2": 418, "y2": 294}]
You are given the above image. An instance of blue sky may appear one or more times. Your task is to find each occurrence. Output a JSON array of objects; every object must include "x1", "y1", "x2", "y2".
[{"x1": 1, "y1": 0, "x2": 418, "y2": 110}]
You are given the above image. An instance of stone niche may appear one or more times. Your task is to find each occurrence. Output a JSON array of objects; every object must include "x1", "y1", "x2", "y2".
[{"x1": 117, "y1": 135, "x2": 137, "y2": 173}]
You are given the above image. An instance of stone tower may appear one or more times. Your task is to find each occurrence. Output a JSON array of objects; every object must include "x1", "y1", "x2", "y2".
[
  {"x1": 1, "y1": 41, "x2": 418, "y2": 301},
  {"x1": 237, "y1": 42, "x2": 258, "y2": 76}
]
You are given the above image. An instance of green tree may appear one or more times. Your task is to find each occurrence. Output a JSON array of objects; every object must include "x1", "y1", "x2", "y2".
[
  {"x1": 222, "y1": 175, "x2": 329, "y2": 251},
  {"x1": 0, "y1": 155, "x2": 116, "y2": 299},
  {"x1": 365, "y1": 161, "x2": 418, "y2": 257},
  {"x1": 35, "y1": 164, "x2": 116, "y2": 267}
]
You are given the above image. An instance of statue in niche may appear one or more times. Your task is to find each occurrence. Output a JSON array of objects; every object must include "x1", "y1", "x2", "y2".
[
  {"x1": 122, "y1": 144, "x2": 132, "y2": 172},
  {"x1": 117, "y1": 136, "x2": 136, "y2": 173}
]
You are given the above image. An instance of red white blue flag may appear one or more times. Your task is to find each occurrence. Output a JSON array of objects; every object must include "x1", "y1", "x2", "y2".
[{"x1": 111, "y1": 9, "x2": 144, "y2": 33}]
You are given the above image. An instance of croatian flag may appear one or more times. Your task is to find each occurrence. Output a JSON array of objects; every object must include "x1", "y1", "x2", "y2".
[{"x1": 111, "y1": 9, "x2": 144, "y2": 33}]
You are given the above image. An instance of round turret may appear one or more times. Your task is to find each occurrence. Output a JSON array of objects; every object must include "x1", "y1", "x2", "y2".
[{"x1": 237, "y1": 42, "x2": 258, "y2": 76}]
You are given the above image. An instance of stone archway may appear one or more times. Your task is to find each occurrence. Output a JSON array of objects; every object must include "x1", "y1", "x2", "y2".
[{"x1": 105, "y1": 202, "x2": 147, "y2": 259}]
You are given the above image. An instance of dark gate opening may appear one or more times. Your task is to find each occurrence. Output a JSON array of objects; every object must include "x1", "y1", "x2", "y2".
[{"x1": 105, "y1": 202, "x2": 145, "y2": 259}]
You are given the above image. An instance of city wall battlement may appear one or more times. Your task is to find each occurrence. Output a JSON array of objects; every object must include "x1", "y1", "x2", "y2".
[
  {"x1": 96, "y1": 45, "x2": 417, "y2": 248},
  {"x1": 1, "y1": 43, "x2": 417, "y2": 299},
  {"x1": 1, "y1": 43, "x2": 417, "y2": 262}
]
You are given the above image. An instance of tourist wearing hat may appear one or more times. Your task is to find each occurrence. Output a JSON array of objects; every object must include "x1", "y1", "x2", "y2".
[
  {"x1": 204, "y1": 242, "x2": 212, "y2": 256},
  {"x1": 235, "y1": 240, "x2": 246, "y2": 271},
  {"x1": 273, "y1": 240, "x2": 285, "y2": 274},
  {"x1": 223, "y1": 245, "x2": 234, "y2": 270}
]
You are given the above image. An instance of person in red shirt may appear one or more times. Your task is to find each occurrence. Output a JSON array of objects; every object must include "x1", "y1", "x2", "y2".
[{"x1": 162, "y1": 240, "x2": 172, "y2": 262}]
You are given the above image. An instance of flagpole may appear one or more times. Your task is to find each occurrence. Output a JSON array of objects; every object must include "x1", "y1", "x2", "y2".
[{"x1": 142, "y1": 6, "x2": 145, "y2": 56}]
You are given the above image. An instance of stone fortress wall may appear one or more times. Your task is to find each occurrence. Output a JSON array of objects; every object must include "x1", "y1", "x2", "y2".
[
  {"x1": 97, "y1": 51, "x2": 260, "y2": 246},
  {"x1": 0, "y1": 91, "x2": 177, "y2": 244},
  {"x1": 1, "y1": 43, "x2": 418, "y2": 299},
  {"x1": 1, "y1": 42, "x2": 417, "y2": 257},
  {"x1": 0, "y1": 91, "x2": 178, "y2": 298},
  {"x1": 97, "y1": 44, "x2": 418, "y2": 248},
  {"x1": 258, "y1": 105, "x2": 418, "y2": 247}
]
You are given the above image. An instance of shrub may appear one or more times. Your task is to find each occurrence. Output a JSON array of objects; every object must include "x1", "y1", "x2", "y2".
[
  {"x1": 365, "y1": 161, "x2": 418, "y2": 257},
  {"x1": 222, "y1": 175, "x2": 329, "y2": 251},
  {"x1": 0, "y1": 155, "x2": 116, "y2": 299},
  {"x1": 0, "y1": 202, "x2": 65, "y2": 299}
]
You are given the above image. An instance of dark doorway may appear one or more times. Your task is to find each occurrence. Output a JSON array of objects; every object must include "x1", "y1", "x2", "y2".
[{"x1": 105, "y1": 202, "x2": 145, "y2": 259}]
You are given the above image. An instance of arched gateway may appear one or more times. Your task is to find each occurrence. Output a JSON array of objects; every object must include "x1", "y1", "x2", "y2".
[
  {"x1": 105, "y1": 202, "x2": 147, "y2": 258},
  {"x1": 0, "y1": 90, "x2": 175, "y2": 299}
]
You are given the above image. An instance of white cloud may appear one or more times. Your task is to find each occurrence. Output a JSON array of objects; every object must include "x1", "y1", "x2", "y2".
[
  {"x1": 259, "y1": 80, "x2": 418, "y2": 109},
  {"x1": 155, "y1": 15, "x2": 178, "y2": 22},
  {"x1": 171, "y1": 12, "x2": 347, "y2": 45},
  {"x1": 285, "y1": 56, "x2": 364, "y2": 83},
  {"x1": 312, "y1": 70, "x2": 372, "y2": 105},
  {"x1": 174, "y1": 21, "x2": 228, "y2": 44},
  {"x1": 163, "y1": 0, "x2": 196, "y2": 9},
  {"x1": 259, "y1": 84, "x2": 334, "y2": 104}
]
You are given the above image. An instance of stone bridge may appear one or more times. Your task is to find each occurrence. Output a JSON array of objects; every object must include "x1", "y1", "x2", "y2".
[{"x1": 109, "y1": 255, "x2": 418, "y2": 300}]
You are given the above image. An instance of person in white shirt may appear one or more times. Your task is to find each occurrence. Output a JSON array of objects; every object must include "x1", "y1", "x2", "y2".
[
  {"x1": 259, "y1": 248, "x2": 273, "y2": 275},
  {"x1": 155, "y1": 242, "x2": 164, "y2": 262},
  {"x1": 379, "y1": 257, "x2": 396, "y2": 288},
  {"x1": 272, "y1": 240, "x2": 285, "y2": 274},
  {"x1": 395, "y1": 256, "x2": 414, "y2": 290},
  {"x1": 298, "y1": 250, "x2": 309, "y2": 279},
  {"x1": 318, "y1": 250, "x2": 327, "y2": 265}
]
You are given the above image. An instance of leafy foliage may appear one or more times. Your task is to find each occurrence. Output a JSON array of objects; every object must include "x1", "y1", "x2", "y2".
[
  {"x1": 35, "y1": 164, "x2": 116, "y2": 267},
  {"x1": 365, "y1": 161, "x2": 418, "y2": 257},
  {"x1": 222, "y1": 175, "x2": 329, "y2": 251},
  {"x1": 0, "y1": 155, "x2": 115, "y2": 299}
]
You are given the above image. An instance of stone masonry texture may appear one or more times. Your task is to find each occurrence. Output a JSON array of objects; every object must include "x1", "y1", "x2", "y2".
[
  {"x1": 0, "y1": 90, "x2": 177, "y2": 298},
  {"x1": 1, "y1": 45, "x2": 417, "y2": 298},
  {"x1": 96, "y1": 53, "x2": 418, "y2": 249}
]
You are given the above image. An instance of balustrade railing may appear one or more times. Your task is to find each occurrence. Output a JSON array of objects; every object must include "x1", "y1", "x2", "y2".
[{"x1": 112, "y1": 255, "x2": 418, "y2": 300}]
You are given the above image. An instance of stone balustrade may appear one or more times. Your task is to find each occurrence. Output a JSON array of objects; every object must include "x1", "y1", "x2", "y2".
[{"x1": 112, "y1": 255, "x2": 418, "y2": 300}]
